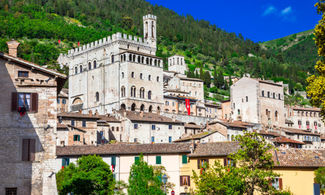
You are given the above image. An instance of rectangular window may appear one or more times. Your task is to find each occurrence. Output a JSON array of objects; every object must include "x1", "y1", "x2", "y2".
[
  {"x1": 169, "y1": 136, "x2": 172, "y2": 143},
  {"x1": 71, "y1": 120, "x2": 75, "y2": 126},
  {"x1": 61, "y1": 158, "x2": 70, "y2": 168},
  {"x1": 272, "y1": 178, "x2": 283, "y2": 190},
  {"x1": 134, "y1": 124, "x2": 138, "y2": 129},
  {"x1": 134, "y1": 138, "x2": 137, "y2": 143},
  {"x1": 18, "y1": 70, "x2": 29, "y2": 78},
  {"x1": 111, "y1": 156, "x2": 116, "y2": 166},
  {"x1": 57, "y1": 99, "x2": 60, "y2": 104},
  {"x1": 224, "y1": 158, "x2": 236, "y2": 167},
  {"x1": 168, "y1": 125, "x2": 172, "y2": 129},
  {"x1": 5, "y1": 188, "x2": 17, "y2": 195},
  {"x1": 82, "y1": 120, "x2": 86, "y2": 127},
  {"x1": 22, "y1": 139, "x2": 36, "y2": 161},
  {"x1": 151, "y1": 136, "x2": 155, "y2": 143},
  {"x1": 156, "y1": 156, "x2": 161, "y2": 164},
  {"x1": 180, "y1": 176, "x2": 190, "y2": 186},
  {"x1": 152, "y1": 125, "x2": 156, "y2": 130},
  {"x1": 11, "y1": 93, "x2": 38, "y2": 113},
  {"x1": 197, "y1": 159, "x2": 208, "y2": 169},
  {"x1": 73, "y1": 135, "x2": 80, "y2": 141},
  {"x1": 62, "y1": 99, "x2": 66, "y2": 104},
  {"x1": 182, "y1": 155, "x2": 188, "y2": 164}
]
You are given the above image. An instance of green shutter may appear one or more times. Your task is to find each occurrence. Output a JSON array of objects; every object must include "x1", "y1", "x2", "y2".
[
  {"x1": 156, "y1": 156, "x2": 161, "y2": 164},
  {"x1": 182, "y1": 155, "x2": 188, "y2": 164},
  {"x1": 112, "y1": 156, "x2": 116, "y2": 166},
  {"x1": 135, "y1": 156, "x2": 140, "y2": 163}
]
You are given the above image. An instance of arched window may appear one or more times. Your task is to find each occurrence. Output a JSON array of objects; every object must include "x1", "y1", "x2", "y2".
[
  {"x1": 157, "y1": 76, "x2": 159, "y2": 82},
  {"x1": 131, "y1": 86, "x2": 136, "y2": 97},
  {"x1": 75, "y1": 67, "x2": 78, "y2": 74},
  {"x1": 157, "y1": 106, "x2": 160, "y2": 111},
  {"x1": 96, "y1": 92, "x2": 99, "y2": 102},
  {"x1": 121, "y1": 104, "x2": 126, "y2": 110},
  {"x1": 246, "y1": 96, "x2": 248, "y2": 102},
  {"x1": 129, "y1": 54, "x2": 132, "y2": 61},
  {"x1": 121, "y1": 86, "x2": 126, "y2": 97},
  {"x1": 262, "y1": 91, "x2": 264, "y2": 97},
  {"x1": 146, "y1": 58, "x2": 149, "y2": 64},
  {"x1": 140, "y1": 73, "x2": 143, "y2": 80},
  {"x1": 94, "y1": 60, "x2": 97, "y2": 68},
  {"x1": 150, "y1": 58, "x2": 152, "y2": 65},
  {"x1": 154, "y1": 59, "x2": 157, "y2": 66},
  {"x1": 152, "y1": 21, "x2": 155, "y2": 38},
  {"x1": 120, "y1": 55, "x2": 123, "y2": 62},
  {"x1": 140, "y1": 87, "x2": 145, "y2": 98},
  {"x1": 80, "y1": 65, "x2": 83, "y2": 73},
  {"x1": 140, "y1": 104, "x2": 145, "y2": 111},
  {"x1": 138, "y1": 56, "x2": 140, "y2": 63},
  {"x1": 148, "y1": 91, "x2": 152, "y2": 99},
  {"x1": 131, "y1": 72, "x2": 135, "y2": 78},
  {"x1": 111, "y1": 55, "x2": 114, "y2": 63},
  {"x1": 149, "y1": 105, "x2": 153, "y2": 112},
  {"x1": 148, "y1": 75, "x2": 151, "y2": 81},
  {"x1": 133, "y1": 55, "x2": 136, "y2": 62},
  {"x1": 122, "y1": 72, "x2": 124, "y2": 78},
  {"x1": 142, "y1": 56, "x2": 144, "y2": 64},
  {"x1": 131, "y1": 103, "x2": 136, "y2": 111},
  {"x1": 165, "y1": 101, "x2": 169, "y2": 105},
  {"x1": 88, "y1": 62, "x2": 91, "y2": 70}
]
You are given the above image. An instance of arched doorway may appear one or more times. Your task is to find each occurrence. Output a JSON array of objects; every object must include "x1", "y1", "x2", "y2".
[
  {"x1": 140, "y1": 104, "x2": 145, "y2": 111},
  {"x1": 148, "y1": 105, "x2": 153, "y2": 112},
  {"x1": 131, "y1": 103, "x2": 136, "y2": 111},
  {"x1": 120, "y1": 104, "x2": 126, "y2": 110}
]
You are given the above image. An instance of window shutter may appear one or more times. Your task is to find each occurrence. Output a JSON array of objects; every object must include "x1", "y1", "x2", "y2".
[
  {"x1": 11, "y1": 92, "x2": 17, "y2": 111},
  {"x1": 197, "y1": 159, "x2": 200, "y2": 169},
  {"x1": 224, "y1": 158, "x2": 227, "y2": 166},
  {"x1": 180, "y1": 176, "x2": 183, "y2": 186},
  {"x1": 29, "y1": 139, "x2": 36, "y2": 161},
  {"x1": 22, "y1": 139, "x2": 29, "y2": 161},
  {"x1": 188, "y1": 176, "x2": 190, "y2": 186},
  {"x1": 279, "y1": 178, "x2": 283, "y2": 190},
  {"x1": 31, "y1": 93, "x2": 38, "y2": 113}
]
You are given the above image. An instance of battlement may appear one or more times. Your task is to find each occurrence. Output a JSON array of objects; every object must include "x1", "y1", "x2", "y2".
[
  {"x1": 143, "y1": 14, "x2": 157, "y2": 20},
  {"x1": 65, "y1": 32, "x2": 151, "y2": 57}
]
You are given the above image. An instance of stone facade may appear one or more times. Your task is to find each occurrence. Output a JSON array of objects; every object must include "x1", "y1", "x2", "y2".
[
  {"x1": 230, "y1": 76, "x2": 285, "y2": 127},
  {"x1": 0, "y1": 43, "x2": 66, "y2": 195},
  {"x1": 168, "y1": 55, "x2": 187, "y2": 75},
  {"x1": 57, "y1": 88, "x2": 68, "y2": 113}
]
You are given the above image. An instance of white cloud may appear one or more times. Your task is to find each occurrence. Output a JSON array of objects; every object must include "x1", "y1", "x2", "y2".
[
  {"x1": 263, "y1": 5, "x2": 277, "y2": 16},
  {"x1": 281, "y1": 6, "x2": 292, "y2": 15}
]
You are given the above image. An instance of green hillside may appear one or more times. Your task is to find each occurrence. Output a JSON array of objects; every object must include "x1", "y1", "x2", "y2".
[{"x1": 0, "y1": 0, "x2": 317, "y2": 102}]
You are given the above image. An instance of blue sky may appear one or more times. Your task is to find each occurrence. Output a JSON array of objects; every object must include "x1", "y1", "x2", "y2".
[{"x1": 146, "y1": 0, "x2": 321, "y2": 42}]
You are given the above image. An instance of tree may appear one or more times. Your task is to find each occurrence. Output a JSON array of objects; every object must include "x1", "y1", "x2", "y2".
[
  {"x1": 307, "y1": 1, "x2": 325, "y2": 118},
  {"x1": 213, "y1": 68, "x2": 218, "y2": 87},
  {"x1": 56, "y1": 155, "x2": 115, "y2": 195},
  {"x1": 193, "y1": 132, "x2": 291, "y2": 195},
  {"x1": 315, "y1": 167, "x2": 325, "y2": 194},
  {"x1": 203, "y1": 71, "x2": 211, "y2": 88},
  {"x1": 128, "y1": 155, "x2": 165, "y2": 195},
  {"x1": 216, "y1": 70, "x2": 225, "y2": 88}
]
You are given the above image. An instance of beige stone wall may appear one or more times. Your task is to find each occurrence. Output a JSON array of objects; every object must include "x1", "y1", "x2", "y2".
[
  {"x1": 221, "y1": 101, "x2": 231, "y2": 120},
  {"x1": 0, "y1": 58, "x2": 59, "y2": 194}
]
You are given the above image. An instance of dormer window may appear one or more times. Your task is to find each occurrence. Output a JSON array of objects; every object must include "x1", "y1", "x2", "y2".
[{"x1": 18, "y1": 71, "x2": 29, "y2": 78}]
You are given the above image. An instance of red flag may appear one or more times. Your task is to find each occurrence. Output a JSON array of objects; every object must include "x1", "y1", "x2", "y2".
[
  {"x1": 78, "y1": 41, "x2": 80, "y2": 46},
  {"x1": 185, "y1": 99, "x2": 190, "y2": 115},
  {"x1": 58, "y1": 39, "x2": 61, "y2": 44},
  {"x1": 111, "y1": 165, "x2": 115, "y2": 172}
]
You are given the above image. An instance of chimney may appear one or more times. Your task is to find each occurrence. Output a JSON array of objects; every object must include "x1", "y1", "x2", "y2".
[{"x1": 6, "y1": 40, "x2": 20, "y2": 57}]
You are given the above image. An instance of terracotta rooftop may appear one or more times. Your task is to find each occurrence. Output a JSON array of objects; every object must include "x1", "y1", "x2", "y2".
[
  {"x1": 174, "y1": 131, "x2": 219, "y2": 142},
  {"x1": 205, "y1": 102, "x2": 221, "y2": 107},
  {"x1": 0, "y1": 52, "x2": 66, "y2": 79},
  {"x1": 58, "y1": 112, "x2": 101, "y2": 119},
  {"x1": 57, "y1": 123, "x2": 68, "y2": 129},
  {"x1": 272, "y1": 136, "x2": 305, "y2": 145},
  {"x1": 58, "y1": 88, "x2": 68, "y2": 98},
  {"x1": 99, "y1": 115, "x2": 121, "y2": 123},
  {"x1": 184, "y1": 123, "x2": 203, "y2": 129},
  {"x1": 282, "y1": 128, "x2": 321, "y2": 136},
  {"x1": 118, "y1": 111, "x2": 183, "y2": 124},
  {"x1": 292, "y1": 106, "x2": 320, "y2": 112},
  {"x1": 179, "y1": 77, "x2": 204, "y2": 82},
  {"x1": 258, "y1": 130, "x2": 281, "y2": 137},
  {"x1": 56, "y1": 143, "x2": 192, "y2": 156},
  {"x1": 273, "y1": 149, "x2": 325, "y2": 168},
  {"x1": 188, "y1": 142, "x2": 240, "y2": 157},
  {"x1": 210, "y1": 120, "x2": 254, "y2": 129},
  {"x1": 165, "y1": 89, "x2": 190, "y2": 94}
]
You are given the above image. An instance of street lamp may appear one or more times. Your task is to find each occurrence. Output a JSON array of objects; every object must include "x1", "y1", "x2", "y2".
[{"x1": 162, "y1": 174, "x2": 168, "y2": 195}]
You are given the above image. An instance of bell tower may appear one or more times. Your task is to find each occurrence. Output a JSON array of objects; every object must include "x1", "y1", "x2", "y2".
[{"x1": 143, "y1": 14, "x2": 157, "y2": 49}]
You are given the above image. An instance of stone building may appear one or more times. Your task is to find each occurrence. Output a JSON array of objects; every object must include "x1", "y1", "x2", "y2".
[
  {"x1": 0, "y1": 40, "x2": 66, "y2": 195},
  {"x1": 59, "y1": 14, "x2": 164, "y2": 114},
  {"x1": 168, "y1": 55, "x2": 187, "y2": 75},
  {"x1": 230, "y1": 76, "x2": 285, "y2": 127},
  {"x1": 57, "y1": 88, "x2": 68, "y2": 113},
  {"x1": 285, "y1": 106, "x2": 325, "y2": 134},
  {"x1": 56, "y1": 112, "x2": 100, "y2": 146}
]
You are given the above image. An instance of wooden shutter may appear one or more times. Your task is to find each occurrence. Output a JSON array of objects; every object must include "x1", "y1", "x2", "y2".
[
  {"x1": 180, "y1": 176, "x2": 182, "y2": 186},
  {"x1": 197, "y1": 159, "x2": 200, "y2": 169},
  {"x1": 224, "y1": 158, "x2": 227, "y2": 166},
  {"x1": 29, "y1": 139, "x2": 36, "y2": 161},
  {"x1": 31, "y1": 93, "x2": 38, "y2": 113},
  {"x1": 11, "y1": 92, "x2": 17, "y2": 111},
  {"x1": 22, "y1": 139, "x2": 29, "y2": 161},
  {"x1": 188, "y1": 176, "x2": 190, "y2": 186},
  {"x1": 279, "y1": 178, "x2": 283, "y2": 190}
]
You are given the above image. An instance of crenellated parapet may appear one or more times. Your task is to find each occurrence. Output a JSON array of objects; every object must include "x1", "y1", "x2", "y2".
[{"x1": 65, "y1": 32, "x2": 151, "y2": 57}]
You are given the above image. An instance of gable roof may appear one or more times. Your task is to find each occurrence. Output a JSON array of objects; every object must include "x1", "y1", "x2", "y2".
[
  {"x1": 188, "y1": 142, "x2": 240, "y2": 157},
  {"x1": 272, "y1": 136, "x2": 305, "y2": 145},
  {"x1": 174, "y1": 130, "x2": 221, "y2": 142},
  {"x1": 58, "y1": 112, "x2": 101, "y2": 119},
  {"x1": 282, "y1": 128, "x2": 321, "y2": 136},
  {"x1": 0, "y1": 52, "x2": 66, "y2": 79},
  {"x1": 118, "y1": 111, "x2": 183, "y2": 124}
]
